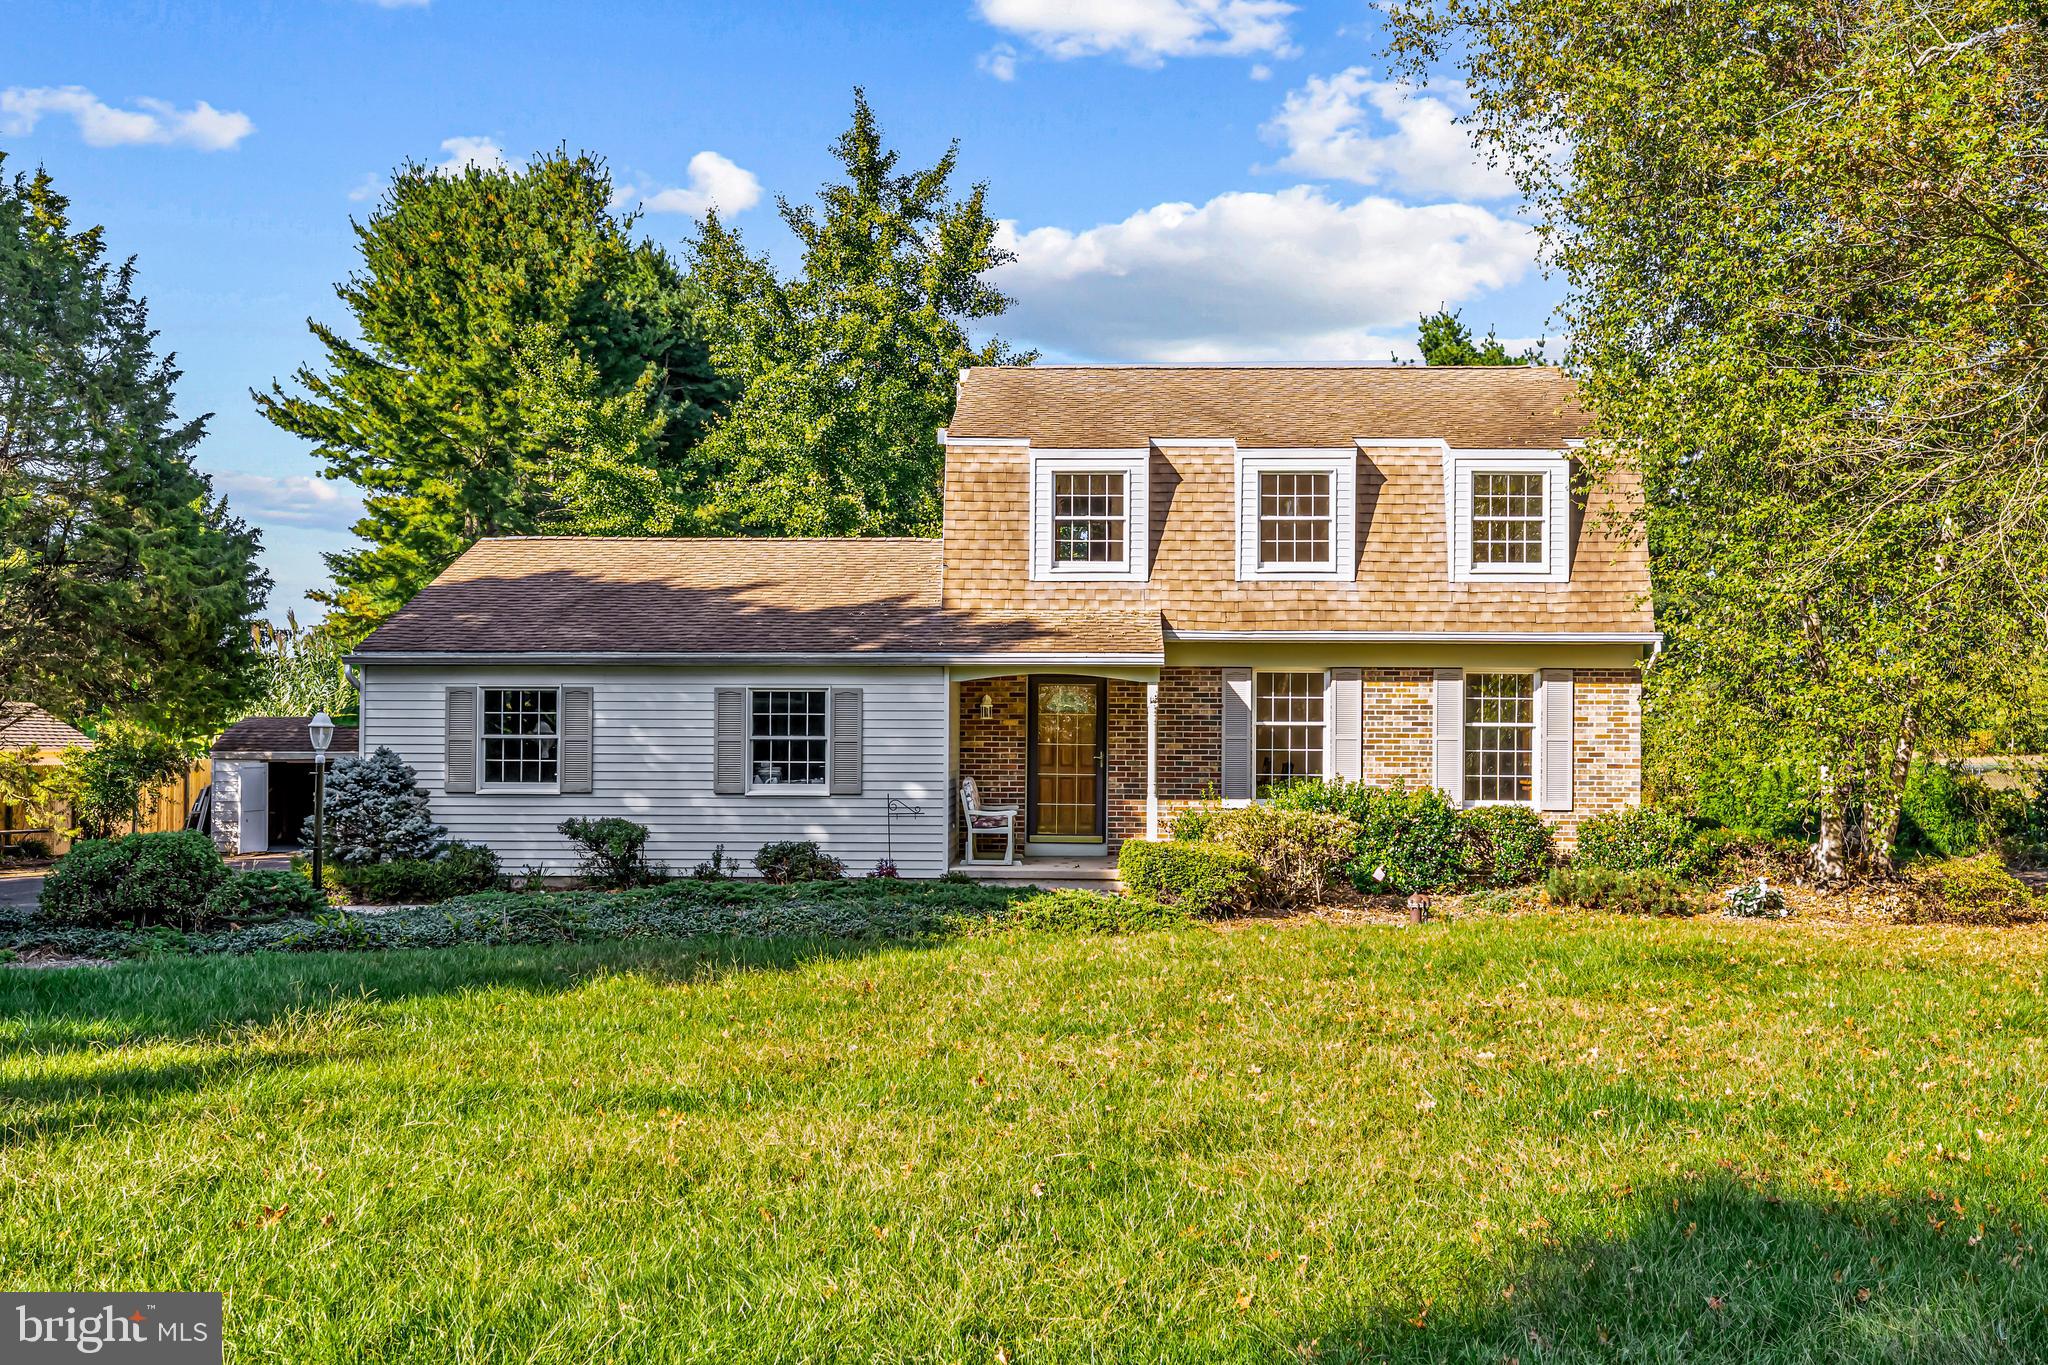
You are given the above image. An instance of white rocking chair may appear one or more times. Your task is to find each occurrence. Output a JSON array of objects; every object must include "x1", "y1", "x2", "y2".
[{"x1": 958, "y1": 776, "x2": 1018, "y2": 866}]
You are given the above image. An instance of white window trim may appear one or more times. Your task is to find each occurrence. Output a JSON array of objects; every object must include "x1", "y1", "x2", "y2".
[
  {"x1": 1235, "y1": 449, "x2": 1356, "y2": 582},
  {"x1": 477, "y1": 684, "x2": 563, "y2": 794},
  {"x1": 744, "y1": 686, "x2": 833, "y2": 796},
  {"x1": 1443, "y1": 449, "x2": 1571, "y2": 584},
  {"x1": 1252, "y1": 668, "x2": 1332, "y2": 794},
  {"x1": 1029, "y1": 450, "x2": 1150, "y2": 583},
  {"x1": 1461, "y1": 669, "x2": 1538, "y2": 807}
]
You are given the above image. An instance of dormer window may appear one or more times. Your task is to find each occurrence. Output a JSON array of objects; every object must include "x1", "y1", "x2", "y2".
[
  {"x1": 1443, "y1": 450, "x2": 1572, "y2": 584},
  {"x1": 1235, "y1": 450, "x2": 1355, "y2": 582},
  {"x1": 1030, "y1": 451, "x2": 1149, "y2": 582},
  {"x1": 1471, "y1": 472, "x2": 1545, "y2": 567},
  {"x1": 1258, "y1": 472, "x2": 1332, "y2": 570}
]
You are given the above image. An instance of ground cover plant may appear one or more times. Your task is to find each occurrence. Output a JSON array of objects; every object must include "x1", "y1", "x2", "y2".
[{"x1": 2, "y1": 914, "x2": 2044, "y2": 1361}]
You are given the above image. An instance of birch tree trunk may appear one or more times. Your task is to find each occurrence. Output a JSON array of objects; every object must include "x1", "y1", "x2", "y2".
[
  {"x1": 1862, "y1": 708, "x2": 1918, "y2": 877},
  {"x1": 1813, "y1": 761, "x2": 1849, "y2": 884}
]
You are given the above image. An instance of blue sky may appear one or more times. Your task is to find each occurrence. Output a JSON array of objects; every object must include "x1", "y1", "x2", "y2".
[{"x1": 6, "y1": 0, "x2": 1562, "y2": 620}]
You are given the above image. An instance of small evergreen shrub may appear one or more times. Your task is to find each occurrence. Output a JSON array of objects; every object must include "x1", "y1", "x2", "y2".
[
  {"x1": 314, "y1": 746, "x2": 445, "y2": 864},
  {"x1": 1190, "y1": 804, "x2": 1358, "y2": 906},
  {"x1": 558, "y1": 816, "x2": 664, "y2": 889},
  {"x1": 1899, "y1": 854, "x2": 2042, "y2": 926},
  {"x1": 1460, "y1": 804, "x2": 1555, "y2": 887},
  {"x1": 1543, "y1": 865, "x2": 1698, "y2": 917},
  {"x1": 1010, "y1": 888, "x2": 1190, "y2": 933},
  {"x1": 691, "y1": 845, "x2": 736, "y2": 881},
  {"x1": 1292, "y1": 781, "x2": 1468, "y2": 895},
  {"x1": 1167, "y1": 805, "x2": 1222, "y2": 842},
  {"x1": 754, "y1": 840, "x2": 844, "y2": 884},
  {"x1": 39, "y1": 830, "x2": 230, "y2": 929},
  {"x1": 1722, "y1": 877, "x2": 1789, "y2": 919},
  {"x1": 333, "y1": 842, "x2": 503, "y2": 905},
  {"x1": 1572, "y1": 807, "x2": 1717, "y2": 879},
  {"x1": 1116, "y1": 839, "x2": 1257, "y2": 916},
  {"x1": 203, "y1": 868, "x2": 327, "y2": 923}
]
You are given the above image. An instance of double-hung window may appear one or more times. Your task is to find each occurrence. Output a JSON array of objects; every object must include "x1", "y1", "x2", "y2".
[
  {"x1": 1464, "y1": 673, "x2": 1535, "y2": 803},
  {"x1": 481, "y1": 688, "x2": 558, "y2": 786},
  {"x1": 1255, "y1": 672, "x2": 1325, "y2": 793},
  {"x1": 1470, "y1": 471, "x2": 1546, "y2": 567},
  {"x1": 749, "y1": 688, "x2": 828, "y2": 789},
  {"x1": 1258, "y1": 471, "x2": 1333, "y2": 569},
  {"x1": 1052, "y1": 471, "x2": 1127, "y2": 567}
]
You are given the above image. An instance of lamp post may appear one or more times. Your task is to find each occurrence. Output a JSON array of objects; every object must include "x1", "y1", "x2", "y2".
[{"x1": 308, "y1": 711, "x2": 334, "y2": 889}]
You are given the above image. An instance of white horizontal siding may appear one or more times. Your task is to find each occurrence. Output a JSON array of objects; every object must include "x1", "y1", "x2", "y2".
[{"x1": 358, "y1": 664, "x2": 951, "y2": 877}]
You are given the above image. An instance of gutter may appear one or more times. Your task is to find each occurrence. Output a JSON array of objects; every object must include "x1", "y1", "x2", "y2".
[{"x1": 346, "y1": 650, "x2": 1167, "y2": 667}]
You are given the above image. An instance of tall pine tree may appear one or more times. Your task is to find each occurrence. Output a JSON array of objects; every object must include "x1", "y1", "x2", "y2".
[
  {"x1": 0, "y1": 155, "x2": 267, "y2": 737},
  {"x1": 256, "y1": 150, "x2": 727, "y2": 629}
]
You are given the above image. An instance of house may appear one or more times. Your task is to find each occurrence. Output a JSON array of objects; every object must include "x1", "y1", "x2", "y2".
[
  {"x1": 209, "y1": 717, "x2": 362, "y2": 855},
  {"x1": 0, "y1": 703, "x2": 91, "y2": 854},
  {"x1": 345, "y1": 365, "x2": 1657, "y2": 878}
]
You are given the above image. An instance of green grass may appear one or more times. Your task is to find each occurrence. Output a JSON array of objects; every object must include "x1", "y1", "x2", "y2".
[{"x1": 2, "y1": 915, "x2": 2045, "y2": 1362}]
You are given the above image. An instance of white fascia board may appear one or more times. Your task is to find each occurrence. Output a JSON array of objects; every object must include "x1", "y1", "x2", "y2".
[
  {"x1": 939, "y1": 433, "x2": 1031, "y2": 448},
  {"x1": 346, "y1": 650, "x2": 1164, "y2": 667},
  {"x1": 1163, "y1": 629, "x2": 1663, "y2": 645}
]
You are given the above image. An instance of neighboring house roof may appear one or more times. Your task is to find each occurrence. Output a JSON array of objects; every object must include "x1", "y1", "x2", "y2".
[
  {"x1": 941, "y1": 365, "x2": 1654, "y2": 638},
  {"x1": 213, "y1": 717, "x2": 361, "y2": 760},
  {"x1": 948, "y1": 364, "x2": 1589, "y2": 450},
  {"x1": 0, "y1": 703, "x2": 91, "y2": 755},
  {"x1": 352, "y1": 537, "x2": 1165, "y2": 660}
]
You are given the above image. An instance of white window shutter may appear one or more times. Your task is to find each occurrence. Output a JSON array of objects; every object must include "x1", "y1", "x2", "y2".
[
  {"x1": 1328, "y1": 668, "x2": 1361, "y2": 782},
  {"x1": 444, "y1": 687, "x2": 477, "y2": 794},
  {"x1": 560, "y1": 686, "x2": 594, "y2": 794},
  {"x1": 713, "y1": 688, "x2": 746, "y2": 795},
  {"x1": 829, "y1": 688, "x2": 863, "y2": 795},
  {"x1": 1221, "y1": 668, "x2": 1253, "y2": 800},
  {"x1": 1539, "y1": 669, "x2": 1575, "y2": 811},
  {"x1": 1432, "y1": 668, "x2": 1464, "y2": 805}
]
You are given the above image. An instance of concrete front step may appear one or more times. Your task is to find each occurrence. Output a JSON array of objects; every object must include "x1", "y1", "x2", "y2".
[{"x1": 950, "y1": 855, "x2": 1120, "y2": 889}]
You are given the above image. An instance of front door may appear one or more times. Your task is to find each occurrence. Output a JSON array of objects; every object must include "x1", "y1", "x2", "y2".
[{"x1": 1028, "y1": 677, "x2": 1107, "y2": 842}]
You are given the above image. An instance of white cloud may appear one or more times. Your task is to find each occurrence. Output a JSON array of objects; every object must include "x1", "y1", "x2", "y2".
[
  {"x1": 1263, "y1": 67, "x2": 1517, "y2": 201},
  {"x1": 0, "y1": 86, "x2": 254, "y2": 151},
  {"x1": 626, "y1": 151, "x2": 763, "y2": 218},
  {"x1": 212, "y1": 472, "x2": 365, "y2": 532},
  {"x1": 976, "y1": 0, "x2": 1295, "y2": 66},
  {"x1": 991, "y1": 185, "x2": 1536, "y2": 360},
  {"x1": 978, "y1": 45, "x2": 1021, "y2": 81},
  {"x1": 346, "y1": 172, "x2": 384, "y2": 203},
  {"x1": 434, "y1": 136, "x2": 509, "y2": 174}
]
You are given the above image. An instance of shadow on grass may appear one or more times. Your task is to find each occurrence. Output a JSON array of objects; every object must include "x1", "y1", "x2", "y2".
[
  {"x1": 0, "y1": 1048, "x2": 339, "y2": 1150},
  {"x1": 1306, "y1": 1175, "x2": 2048, "y2": 1363}
]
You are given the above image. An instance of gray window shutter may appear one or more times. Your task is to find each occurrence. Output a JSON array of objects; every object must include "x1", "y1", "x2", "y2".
[
  {"x1": 829, "y1": 688, "x2": 863, "y2": 795},
  {"x1": 444, "y1": 687, "x2": 477, "y2": 794},
  {"x1": 1328, "y1": 668, "x2": 1362, "y2": 782},
  {"x1": 560, "y1": 686, "x2": 594, "y2": 794},
  {"x1": 1539, "y1": 669, "x2": 1575, "y2": 811},
  {"x1": 714, "y1": 688, "x2": 746, "y2": 796},
  {"x1": 1221, "y1": 668, "x2": 1253, "y2": 800},
  {"x1": 1432, "y1": 668, "x2": 1464, "y2": 805}
]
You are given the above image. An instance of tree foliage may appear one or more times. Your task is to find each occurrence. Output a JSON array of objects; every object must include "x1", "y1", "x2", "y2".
[
  {"x1": 1411, "y1": 307, "x2": 1543, "y2": 365},
  {"x1": 245, "y1": 613, "x2": 362, "y2": 721},
  {"x1": 256, "y1": 150, "x2": 726, "y2": 630},
  {"x1": 1386, "y1": 0, "x2": 2048, "y2": 877},
  {"x1": 0, "y1": 155, "x2": 268, "y2": 735},
  {"x1": 684, "y1": 90, "x2": 1031, "y2": 536},
  {"x1": 314, "y1": 746, "x2": 444, "y2": 865}
]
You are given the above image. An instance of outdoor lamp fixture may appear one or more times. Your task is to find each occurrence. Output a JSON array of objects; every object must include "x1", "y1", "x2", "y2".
[
  {"x1": 309, "y1": 711, "x2": 334, "y2": 890},
  {"x1": 977, "y1": 693, "x2": 995, "y2": 721}
]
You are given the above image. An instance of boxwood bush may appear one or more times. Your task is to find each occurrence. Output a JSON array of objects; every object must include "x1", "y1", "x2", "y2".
[
  {"x1": 38, "y1": 830, "x2": 229, "y2": 929},
  {"x1": 1571, "y1": 806, "x2": 1719, "y2": 880},
  {"x1": 1460, "y1": 804, "x2": 1555, "y2": 889},
  {"x1": 1181, "y1": 804, "x2": 1358, "y2": 906},
  {"x1": 1267, "y1": 779, "x2": 1474, "y2": 894},
  {"x1": 754, "y1": 840, "x2": 845, "y2": 884},
  {"x1": 1116, "y1": 839, "x2": 1257, "y2": 916}
]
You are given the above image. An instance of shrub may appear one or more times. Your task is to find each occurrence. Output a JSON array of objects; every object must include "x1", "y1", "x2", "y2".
[
  {"x1": 333, "y1": 842, "x2": 502, "y2": 905},
  {"x1": 1010, "y1": 888, "x2": 1190, "y2": 933},
  {"x1": 1272, "y1": 780, "x2": 1470, "y2": 895},
  {"x1": 313, "y1": 746, "x2": 445, "y2": 864},
  {"x1": 1899, "y1": 854, "x2": 2042, "y2": 926},
  {"x1": 1460, "y1": 804, "x2": 1555, "y2": 888},
  {"x1": 203, "y1": 868, "x2": 327, "y2": 923},
  {"x1": 754, "y1": 840, "x2": 844, "y2": 884},
  {"x1": 1722, "y1": 878, "x2": 1790, "y2": 919},
  {"x1": 1572, "y1": 806, "x2": 1718, "y2": 879},
  {"x1": 1900, "y1": 762, "x2": 1993, "y2": 858},
  {"x1": 691, "y1": 845, "x2": 736, "y2": 881},
  {"x1": 1168, "y1": 804, "x2": 1222, "y2": 842},
  {"x1": 558, "y1": 816, "x2": 664, "y2": 889},
  {"x1": 1543, "y1": 865, "x2": 1698, "y2": 917},
  {"x1": 39, "y1": 830, "x2": 230, "y2": 929},
  {"x1": 7, "y1": 836, "x2": 52, "y2": 861},
  {"x1": 1189, "y1": 804, "x2": 1358, "y2": 906},
  {"x1": 1116, "y1": 839, "x2": 1257, "y2": 916}
]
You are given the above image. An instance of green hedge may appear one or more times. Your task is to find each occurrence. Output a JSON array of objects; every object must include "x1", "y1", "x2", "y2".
[
  {"x1": 1182, "y1": 804, "x2": 1359, "y2": 906},
  {"x1": 1116, "y1": 840, "x2": 1256, "y2": 917},
  {"x1": 201, "y1": 868, "x2": 328, "y2": 923},
  {"x1": 1571, "y1": 807, "x2": 1721, "y2": 880},
  {"x1": 331, "y1": 841, "x2": 503, "y2": 905},
  {"x1": 1010, "y1": 889, "x2": 1190, "y2": 933},
  {"x1": 38, "y1": 830, "x2": 229, "y2": 929},
  {"x1": 1899, "y1": 854, "x2": 2043, "y2": 926}
]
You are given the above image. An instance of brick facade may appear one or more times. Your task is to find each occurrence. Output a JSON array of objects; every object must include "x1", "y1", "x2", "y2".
[{"x1": 954, "y1": 664, "x2": 1641, "y2": 858}]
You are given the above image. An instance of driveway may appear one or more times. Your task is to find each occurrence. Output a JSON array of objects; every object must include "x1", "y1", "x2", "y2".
[{"x1": 0, "y1": 853, "x2": 295, "y2": 911}]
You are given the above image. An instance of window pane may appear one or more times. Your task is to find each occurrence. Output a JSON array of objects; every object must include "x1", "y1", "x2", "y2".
[
  {"x1": 1255, "y1": 672, "x2": 1325, "y2": 792},
  {"x1": 480, "y1": 688, "x2": 559, "y2": 785},
  {"x1": 750, "y1": 689, "x2": 828, "y2": 787},
  {"x1": 1471, "y1": 472, "x2": 1545, "y2": 566},
  {"x1": 1052, "y1": 471, "x2": 1127, "y2": 564},
  {"x1": 1463, "y1": 673, "x2": 1533, "y2": 802},
  {"x1": 1257, "y1": 471, "x2": 1332, "y2": 567}
]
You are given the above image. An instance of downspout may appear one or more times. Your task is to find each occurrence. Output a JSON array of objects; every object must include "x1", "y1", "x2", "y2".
[{"x1": 1146, "y1": 680, "x2": 1159, "y2": 841}]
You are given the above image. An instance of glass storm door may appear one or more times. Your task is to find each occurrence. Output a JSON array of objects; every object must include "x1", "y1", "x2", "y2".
[{"x1": 1028, "y1": 677, "x2": 1107, "y2": 842}]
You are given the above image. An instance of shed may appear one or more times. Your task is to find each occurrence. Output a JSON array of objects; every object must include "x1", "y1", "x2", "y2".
[{"x1": 209, "y1": 717, "x2": 360, "y2": 855}]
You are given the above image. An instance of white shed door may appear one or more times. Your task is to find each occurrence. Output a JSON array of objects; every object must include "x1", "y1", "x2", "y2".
[{"x1": 237, "y1": 761, "x2": 269, "y2": 854}]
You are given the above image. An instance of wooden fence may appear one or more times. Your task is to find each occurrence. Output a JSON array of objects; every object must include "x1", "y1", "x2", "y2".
[{"x1": 0, "y1": 759, "x2": 212, "y2": 856}]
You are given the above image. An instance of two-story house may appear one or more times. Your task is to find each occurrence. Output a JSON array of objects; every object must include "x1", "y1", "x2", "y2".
[{"x1": 334, "y1": 365, "x2": 1656, "y2": 878}]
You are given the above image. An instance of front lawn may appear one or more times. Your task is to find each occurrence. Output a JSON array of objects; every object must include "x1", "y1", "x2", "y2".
[{"x1": 3, "y1": 915, "x2": 2044, "y2": 1361}]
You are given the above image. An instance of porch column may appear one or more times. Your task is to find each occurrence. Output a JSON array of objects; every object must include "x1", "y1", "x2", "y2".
[{"x1": 1145, "y1": 680, "x2": 1159, "y2": 840}]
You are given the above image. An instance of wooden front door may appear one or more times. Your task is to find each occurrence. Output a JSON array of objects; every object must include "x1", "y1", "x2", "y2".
[{"x1": 1028, "y1": 677, "x2": 1107, "y2": 842}]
